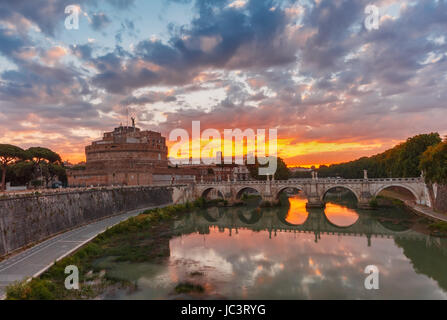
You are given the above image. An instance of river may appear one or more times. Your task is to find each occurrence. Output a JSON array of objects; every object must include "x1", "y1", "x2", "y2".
[{"x1": 99, "y1": 194, "x2": 447, "y2": 300}]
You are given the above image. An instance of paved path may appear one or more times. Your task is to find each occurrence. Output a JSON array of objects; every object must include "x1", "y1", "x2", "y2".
[
  {"x1": 0, "y1": 204, "x2": 170, "y2": 299},
  {"x1": 405, "y1": 201, "x2": 447, "y2": 223},
  {"x1": 381, "y1": 190, "x2": 447, "y2": 223}
]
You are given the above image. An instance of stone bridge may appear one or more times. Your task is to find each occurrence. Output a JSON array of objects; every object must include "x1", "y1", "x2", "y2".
[{"x1": 194, "y1": 177, "x2": 431, "y2": 209}]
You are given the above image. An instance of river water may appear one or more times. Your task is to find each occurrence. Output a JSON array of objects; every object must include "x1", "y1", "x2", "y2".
[{"x1": 105, "y1": 194, "x2": 447, "y2": 300}]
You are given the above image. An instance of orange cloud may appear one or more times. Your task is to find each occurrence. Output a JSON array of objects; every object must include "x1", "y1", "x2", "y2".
[{"x1": 42, "y1": 46, "x2": 67, "y2": 65}]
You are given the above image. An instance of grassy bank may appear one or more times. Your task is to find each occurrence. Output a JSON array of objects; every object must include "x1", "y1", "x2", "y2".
[
  {"x1": 429, "y1": 222, "x2": 447, "y2": 236},
  {"x1": 5, "y1": 198, "x2": 215, "y2": 300},
  {"x1": 371, "y1": 195, "x2": 406, "y2": 208}
]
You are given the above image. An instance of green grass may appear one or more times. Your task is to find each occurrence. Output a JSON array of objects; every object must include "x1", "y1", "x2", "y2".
[
  {"x1": 6, "y1": 279, "x2": 56, "y2": 300},
  {"x1": 241, "y1": 194, "x2": 261, "y2": 200},
  {"x1": 174, "y1": 282, "x2": 204, "y2": 294},
  {"x1": 374, "y1": 195, "x2": 405, "y2": 208},
  {"x1": 429, "y1": 222, "x2": 447, "y2": 233}
]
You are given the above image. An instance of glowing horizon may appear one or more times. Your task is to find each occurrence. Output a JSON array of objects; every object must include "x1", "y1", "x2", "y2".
[{"x1": 53, "y1": 131, "x2": 395, "y2": 168}]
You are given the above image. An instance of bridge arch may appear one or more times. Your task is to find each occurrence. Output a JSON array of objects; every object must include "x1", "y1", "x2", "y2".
[
  {"x1": 321, "y1": 185, "x2": 360, "y2": 203},
  {"x1": 275, "y1": 186, "x2": 304, "y2": 200},
  {"x1": 235, "y1": 186, "x2": 262, "y2": 200},
  {"x1": 201, "y1": 187, "x2": 225, "y2": 200},
  {"x1": 374, "y1": 184, "x2": 420, "y2": 202}
]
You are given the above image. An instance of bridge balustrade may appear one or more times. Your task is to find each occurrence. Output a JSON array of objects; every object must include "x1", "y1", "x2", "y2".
[{"x1": 197, "y1": 177, "x2": 423, "y2": 185}]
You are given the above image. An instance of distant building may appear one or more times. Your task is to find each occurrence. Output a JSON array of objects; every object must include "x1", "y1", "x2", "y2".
[
  {"x1": 289, "y1": 167, "x2": 313, "y2": 173},
  {"x1": 233, "y1": 165, "x2": 250, "y2": 181},
  {"x1": 178, "y1": 163, "x2": 250, "y2": 182}
]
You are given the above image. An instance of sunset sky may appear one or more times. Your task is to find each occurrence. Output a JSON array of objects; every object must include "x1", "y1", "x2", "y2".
[{"x1": 0, "y1": 0, "x2": 446, "y2": 167}]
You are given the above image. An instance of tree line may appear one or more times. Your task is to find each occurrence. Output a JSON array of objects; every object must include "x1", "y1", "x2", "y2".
[
  {"x1": 244, "y1": 133, "x2": 446, "y2": 184},
  {"x1": 0, "y1": 144, "x2": 67, "y2": 191},
  {"x1": 315, "y1": 133, "x2": 445, "y2": 183}
]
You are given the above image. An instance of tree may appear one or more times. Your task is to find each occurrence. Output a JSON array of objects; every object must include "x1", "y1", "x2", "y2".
[
  {"x1": 247, "y1": 157, "x2": 291, "y2": 180},
  {"x1": 419, "y1": 140, "x2": 447, "y2": 184},
  {"x1": 0, "y1": 144, "x2": 27, "y2": 191},
  {"x1": 27, "y1": 147, "x2": 62, "y2": 164},
  {"x1": 398, "y1": 133, "x2": 441, "y2": 177},
  {"x1": 6, "y1": 161, "x2": 34, "y2": 186},
  {"x1": 27, "y1": 147, "x2": 63, "y2": 188},
  {"x1": 45, "y1": 163, "x2": 67, "y2": 187},
  {"x1": 275, "y1": 157, "x2": 291, "y2": 180}
]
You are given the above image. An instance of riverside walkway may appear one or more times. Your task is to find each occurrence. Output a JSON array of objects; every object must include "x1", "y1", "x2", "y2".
[
  {"x1": 0, "y1": 203, "x2": 170, "y2": 299},
  {"x1": 404, "y1": 201, "x2": 447, "y2": 223}
]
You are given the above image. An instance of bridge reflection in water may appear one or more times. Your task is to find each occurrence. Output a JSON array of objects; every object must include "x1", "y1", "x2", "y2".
[
  {"x1": 286, "y1": 196, "x2": 360, "y2": 227},
  {"x1": 174, "y1": 195, "x2": 429, "y2": 247}
]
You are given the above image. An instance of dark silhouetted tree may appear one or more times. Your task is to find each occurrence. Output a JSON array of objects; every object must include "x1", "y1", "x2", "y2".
[{"x1": 0, "y1": 144, "x2": 28, "y2": 191}]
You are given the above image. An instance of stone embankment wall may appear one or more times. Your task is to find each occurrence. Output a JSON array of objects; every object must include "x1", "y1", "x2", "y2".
[
  {"x1": 0, "y1": 186, "x2": 178, "y2": 257},
  {"x1": 433, "y1": 184, "x2": 447, "y2": 213}
]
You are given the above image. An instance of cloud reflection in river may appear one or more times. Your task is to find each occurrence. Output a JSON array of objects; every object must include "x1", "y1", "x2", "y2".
[
  {"x1": 166, "y1": 216, "x2": 447, "y2": 299},
  {"x1": 120, "y1": 198, "x2": 447, "y2": 300}
]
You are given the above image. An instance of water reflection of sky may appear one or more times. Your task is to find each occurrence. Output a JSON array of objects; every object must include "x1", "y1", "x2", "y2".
[
  {"x1": 285, "y1": 196, "x2": 308, "y2": 225},
  {"x1": 121, "y1": 198, "x2": 447, "y2": 300},
  {"x1": 167, "y1": 229, "x2": 447, "y2": 299},
  {"x1": 324, "y1": 203, "x2": 359, "y2": 227}
]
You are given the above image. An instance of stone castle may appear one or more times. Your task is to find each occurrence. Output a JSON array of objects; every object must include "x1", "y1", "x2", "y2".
[{"x1": 68, "y1": 124, "x2": 170, "y2": 186}]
